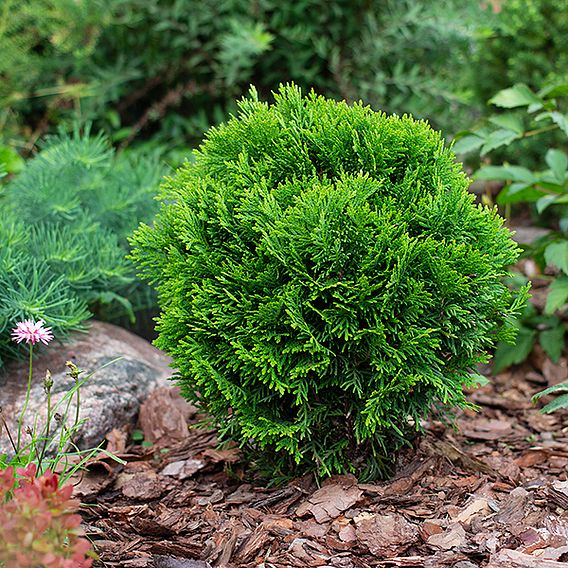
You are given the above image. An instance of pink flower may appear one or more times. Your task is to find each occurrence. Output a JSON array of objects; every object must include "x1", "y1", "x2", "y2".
[{"x1": 11, "y1": 319, "x2": 54, "y2": 345}]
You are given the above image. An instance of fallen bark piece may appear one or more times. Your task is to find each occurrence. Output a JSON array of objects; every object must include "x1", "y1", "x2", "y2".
[
  {"x1": 338, "y1": 523, "x2": 357, "y2": 543},
  {"x1": 462, "y1": 419, "x2": 513, "y2": 441},
  {"x1": 421, "y1": 438, "x2": 497, "y2": 476},
  {"x1": 372, "y1": 555, "x2": 426, "y2": 567},
  {"x1": 160, "y1": 459, "x2": 206, "y2": 480},
  {"x1": 540, "y1": 545, "x2": 568, "y2": 561},
  {"x1": 139, "y1": 386, "x2": 196, "y2": 446},
  {"x1": 550, "y1": 480, "x2": 568, "y2": 509},
  {"x1": 154, "y1": 558, "x2": 212, "y2": 568},
  {"x1": 261, "y1": 515, "x2": 294, "y2": 535},
  {"x1": 489, "y1": 548, "x2": 568, "y2": 567},
  {"x1": 200, "y1": 447, "x2": 240, "y2": 464},
  {"x1": 495, "y1": 487, "x2": 530, "y2": 530},
  {"x1": 519, "y1": 527, "x2": 549, "y2": 554},
  {"x1": 545, "y1": 516, "x2": 568, "y2": 541},
  {"x1": 116, "y1": 466, "x2": 164, "y2": 500},
  {"x1": 426, "y1": 523, "x2": 467, "y2": 551},
  {"x1": 355, "y1": 513, "x2": 419, "y2": 556},
  {"x1": 296, "y1": 481, "x2": 363, "y2": 523},
  {"x1": 455, "y1": 497, "x2": 491, "y2": 524},
  {"x1": 287, "y1": 537, "x2": 331, "y2": 565},
  {"x1": 420, "y1": 520, "x2": 445, "y2": 540}
]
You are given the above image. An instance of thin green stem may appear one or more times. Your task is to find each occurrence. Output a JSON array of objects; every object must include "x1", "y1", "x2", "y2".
[
  {"x1": 523, "y1": 124, "x2": 558, "y2": 139},
  {"x1": 17, "y1": 344, "x2": 33, "y2": 453},
  {"x1": 74, "y1": 380, "x2": 80, "y2": 432},
  {"x1": 38, "y1": 389, "x2": 51, "y2": 473}
]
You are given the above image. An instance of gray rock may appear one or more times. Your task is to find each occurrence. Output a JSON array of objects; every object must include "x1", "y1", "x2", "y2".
[{"x1": 0, "y1": 321, "x2": 173, "y2": 457}]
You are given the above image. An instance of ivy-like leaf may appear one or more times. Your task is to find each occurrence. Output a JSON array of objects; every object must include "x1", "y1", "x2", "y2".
[
  {"x1": 492, "y1": 327, "x2": 536, "y2": 374},
  {"x1": 545, "y1": 149, "x2": 568, "y2": 183},
  {"x1": 539, "y1": 324, "x2": 565, "y2": 362},
  {"x1": 545, "y1": 242, "x2": 568, "y2": 274},
  {"x1": 489, "y1": 84, "x2": 542, "y2": 109},
  {"x1": 545, "y1": 277, "x2": 568, "y2": 314}
]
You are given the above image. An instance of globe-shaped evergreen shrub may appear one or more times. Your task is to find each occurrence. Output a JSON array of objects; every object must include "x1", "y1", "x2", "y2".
[{"x1": 132, "y1": 86, "x2": 527, "y2": 480}]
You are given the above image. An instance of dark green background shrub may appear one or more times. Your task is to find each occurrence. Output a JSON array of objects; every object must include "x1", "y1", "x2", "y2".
[
  {"x1": 0, "y1": 129, "x2": 163, "y2": 367},
  {"x1": 1, "y1": 0, "x2": 485, "y2": 152},
  {"x1": 132, "y1": 86, "x2": 527, "y2": 480},
  {"x1": 474, "y1": 0, "x2": 568, "y2": 103}
]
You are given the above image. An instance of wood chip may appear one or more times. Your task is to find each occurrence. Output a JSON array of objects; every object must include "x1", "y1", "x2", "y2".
[
  {"x1": 490, "y1": 548, "x2": 568, "y2": 567},
  {"x1": 426, "y1": 522, "x2": 467, "y2": 551},
  {"x1": 355, "y1": 513, "x2": 419, "y2": 556},
  {"x1": 462, "y1": 419, "x2": 513, "y2": 441},
  {"x1": 160, "y1": 459, "x2": 206, "y2": 479},
  {"x1": 550, "y1": 480, "x2": 568, "y2": 509},
  {"x1": 295, "y1": 481, "x2": 362, "y2": 523}
]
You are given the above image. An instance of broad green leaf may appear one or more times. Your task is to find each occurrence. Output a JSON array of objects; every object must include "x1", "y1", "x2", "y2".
[
  {"x1": 545, "y1": 277, "x2": 568, "y2": 313},
  {"x1": 474, "y1": 165, "x2": 536, "y2": 184},
  {"x1": 537, "y1": 195, "x2": 559, "y2": 214},
  {"x1": 540, "y1": 393, "x2": 568, "y2": 414},
  {"x1": 550, "y1": 112, "x2": 568, "y2": 136},
  {"x1": 545, "y1": 241, "x2": 568, "y2": 274},
  {"x1": 469, "y1": 372, "x2": 490, "y2": 387},
  {"x1": 488, "y1": 114, "x2": 524, "y2": 134},
  {"x1": 453, "y1": 135, "x2": 485, "y2": 155},
  {"x1": 489, "y1": 84, "x2": 542, "y2": 109},
  {"x1": 545, "y1": 149, "x2": 568, "y2": 183},
  {"x1": 539, "y1": 324, "x2": 565, "y2": 362},
  {"x1": 492, "y1": 327, "x2": 536, "y2": 373},
  {"x1": 536, "y1": 177, "x2": 566, "y2": 191},
  {"x1": 480, "y1": 129, "x2": 520, "y2": 155},
  {"x1": 496, "y1": 183, "x2": 545, "y2": 205},
  {"x1": 539, "y1": 84, "x2": 568, "y2": 98},
  {"x1": 505, "y1": 166, "x2": 539, "y2": 184}
]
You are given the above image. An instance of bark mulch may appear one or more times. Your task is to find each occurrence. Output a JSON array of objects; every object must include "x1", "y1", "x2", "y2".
[{"x1": 80, "y1": 345, "x2": 568, "y2": 568}]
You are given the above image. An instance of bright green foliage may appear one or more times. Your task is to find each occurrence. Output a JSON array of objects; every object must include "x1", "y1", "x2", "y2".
[
  {"x1": 474, "y1": 0, "x2": 568, "y2": 103},
  {"x1": 456, "y1": 82, "x2": 568, "y2": 370},
  {"x1": 132, "y1": 86, "x2": 526, "y2": 480},
  {"x1": 0, "y1": 129, "x2": 163, "y2": 367},
  {"x1": 0, "y1": 0, "x2": 485, "y2": 150}
]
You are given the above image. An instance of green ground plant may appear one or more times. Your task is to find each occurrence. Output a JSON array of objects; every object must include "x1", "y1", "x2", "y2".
[
  {"x1": 132, "y1": 85, "x2": 527, "y2": 481},
  {"x1": 1, "y1": 319, "x2": 125, "y2": 483},
  {"x1": 533, "y1": 381, "x2": 568, "y2": 413},
  {"x1": 0, "y1": 463, "x2": 94, "y2": 567},
  {"x1": 0, "y1": 128, "x2": 163, "y2": 368},
  {"x1": 455, "y1": 82, "x2": 568, "y2": 372}
]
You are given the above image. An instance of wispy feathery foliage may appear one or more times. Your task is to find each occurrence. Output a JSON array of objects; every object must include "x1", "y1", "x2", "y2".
[
  {"x1": 0, "y1": 128, "x2": 163, "y2": 367},
  {"x1": 132, "y1": 85, "x2": 528, "y2": 480}
]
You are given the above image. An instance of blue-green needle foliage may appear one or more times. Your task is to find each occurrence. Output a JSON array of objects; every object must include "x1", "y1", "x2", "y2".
[
  {"x1": 132, "y1": 85, "x2": 528, "y2": 481},
  {"x1": 0, "y1": 129, "x2": 163, "y2": 368}
]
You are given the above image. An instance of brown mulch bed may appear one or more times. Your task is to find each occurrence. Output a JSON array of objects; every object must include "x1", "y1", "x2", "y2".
[{"x1": 80, "y1": 343, "x2": 568, "y2": 568}]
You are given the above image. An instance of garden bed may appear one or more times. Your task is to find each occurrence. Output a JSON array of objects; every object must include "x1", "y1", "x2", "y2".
[{"x1": 81, "y1": 349, "x2": 568, "y2": 568}]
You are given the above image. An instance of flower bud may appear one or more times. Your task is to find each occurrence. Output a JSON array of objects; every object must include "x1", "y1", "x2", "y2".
[
  {"x1": 43, "y1": 370, "x2": 53, "y2": 394},
  {"x1": 65, "y1": 360, "x2": 82, "y2": 381}
]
